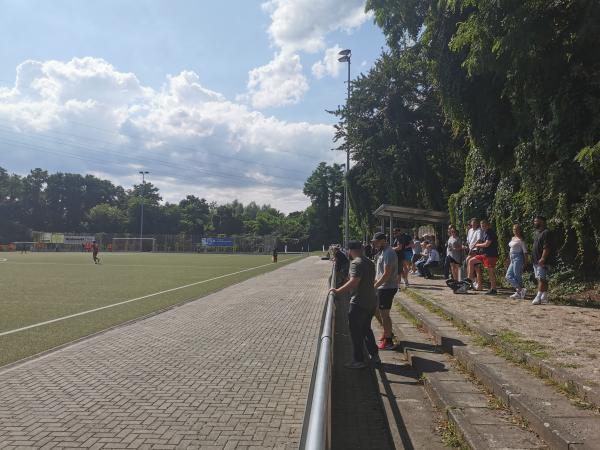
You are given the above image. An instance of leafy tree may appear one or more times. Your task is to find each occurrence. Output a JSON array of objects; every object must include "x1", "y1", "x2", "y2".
[
  {"x1": 179, "y1": 195, "x2": 211, "y2": 235},
  {"x1": 364, "y1": 0, "x2": 600, "y2": 276},
  {"x1": 87, "y1": 204, "x2": 127, "y2": 233},
  {"x1": 303, "y1": 162, "x2": 344, "y2": 247}
]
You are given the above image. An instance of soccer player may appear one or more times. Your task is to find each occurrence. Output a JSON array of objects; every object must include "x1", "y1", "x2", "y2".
[{"x1": 92, "y1": 241, "x2": 100, "y2": 264}]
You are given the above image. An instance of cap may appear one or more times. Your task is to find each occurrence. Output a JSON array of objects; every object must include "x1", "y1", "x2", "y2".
[
  {"x1": 347, "y1": 240, "x2": 363, "y2": 250},
  {"x1": 371, "y1": 232, "x2": 387, "y2": 241}
]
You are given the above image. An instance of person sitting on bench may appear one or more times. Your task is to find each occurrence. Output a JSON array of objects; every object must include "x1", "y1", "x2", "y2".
[{"x1": 416, "y1": 243, "x2": 440, "y2": 279}]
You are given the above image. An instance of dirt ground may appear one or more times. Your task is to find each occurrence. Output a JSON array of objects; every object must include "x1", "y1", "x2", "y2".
[{"x1": 404, "y1": 274, "x2": 600, "y2": 388}]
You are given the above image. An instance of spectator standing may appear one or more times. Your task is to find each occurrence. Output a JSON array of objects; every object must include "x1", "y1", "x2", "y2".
[
  {"x1": 471, "y1": 219, "x2": 499, "y2": 295},
  {"x1": 392, "y1": 228, "x2": 412, "y2": 288},
  {"x1": 416, "y1": 243, "x2": 440, "y2": 278},
  {"x1": 372, "y1": 232, "x2": 398, "y2": 350},
  {"x1": 331, "y1": 245, "x2": 350, "y2": 287},
  {"x1": 465, "y1": 218, "x2": 483, "y2": 289},
  {"x1": 411, "y1": 234, "x2": 422, "y2": 274},
  {"x1": 505, "y1": 224, "x2": 528, "y2": 299},
  {"x1": 445, "y1": 227, "x2": 462, "y2": 281},
  {"x1": 364, "y1": 242, "x2": 373, "y2": 260},
  {"x1": 329, "y1": 241, "x2": 380, "y2": 369},
  {"x1": 272, "y1": 248, "x2": 278, "y2": 263},
  {"x1": 531, "y1": 216, "x2": 554, "y2": 305}
]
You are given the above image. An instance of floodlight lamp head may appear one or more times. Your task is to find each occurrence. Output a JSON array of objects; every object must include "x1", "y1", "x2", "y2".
[
  {"x1": 338, "y1": 56, "x2": 350, "y2": 63},
  {"x1": 338, "y1": 49, "x2": 351, "y2": 56}
]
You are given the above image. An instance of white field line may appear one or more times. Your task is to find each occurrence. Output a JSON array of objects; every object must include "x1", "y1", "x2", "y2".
[
  {"x1": 0, "y1": 258, "x2": 7, "y2": 262},
  {"x1": 0, "y1": 256, "x2": 302, "y2": 338}
]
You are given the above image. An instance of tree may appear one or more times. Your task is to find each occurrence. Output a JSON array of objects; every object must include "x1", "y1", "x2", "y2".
[
  {"x1": 87, "y1": 204, "x2": 127, "y2": 233},
  {"x1": 364, "y1": 0, "x2": 600, "y2": 276},
  {"x1": 179, "y1": 195, "x2": 210, "y2": 235},
  {"x1": 303, "y1": 162, "x2": 344, "y2": 247}
]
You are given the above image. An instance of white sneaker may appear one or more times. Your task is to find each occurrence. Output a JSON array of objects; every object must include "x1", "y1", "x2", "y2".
[
  {"x1": 509, "y1": 291, "x2": 520, "y2": 299},
  {"x1": 473, "y1": 282, "x2": 479, "y2": 290},
  {"x1": 532, "y1": 295, "x2": 543, "y2": 305},
  {"x1": 540, "y1": 292, "x2": 549, "y2": 304},
  {"x1": 519, "y1": 288, "x2": 527, "y2": 299}
]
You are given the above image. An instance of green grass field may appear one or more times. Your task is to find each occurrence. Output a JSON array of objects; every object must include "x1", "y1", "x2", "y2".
[{"x1": 0, "y1": 252, "x2": 303, "y2": 367}]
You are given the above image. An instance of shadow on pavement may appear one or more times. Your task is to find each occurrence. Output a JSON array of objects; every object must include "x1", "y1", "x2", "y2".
[{"x1": 331, "y1": 295, "x2": 395, "y2": 450}]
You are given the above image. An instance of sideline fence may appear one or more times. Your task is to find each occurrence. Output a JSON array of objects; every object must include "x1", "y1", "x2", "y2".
[
  {"x1": 1, "y1": 232, "x2": 307, "y2": 253},
  {"x1": 299, "y1": 260, "x2": 336, "y2": 450}
]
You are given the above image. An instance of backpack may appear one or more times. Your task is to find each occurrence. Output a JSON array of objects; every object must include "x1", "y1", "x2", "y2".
[{"x1": 445, "y1": 278, "x2": 473, "y2": 294}]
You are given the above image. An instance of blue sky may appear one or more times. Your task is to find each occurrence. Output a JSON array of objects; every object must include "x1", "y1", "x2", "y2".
[{"x1": 0, "y1": 0, "x2": 386, "y2": 211}]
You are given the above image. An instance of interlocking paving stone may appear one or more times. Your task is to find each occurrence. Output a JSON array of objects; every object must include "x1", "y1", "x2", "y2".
[{"x1": 0, "y1": 257, "x2": 331, "y2": 449}]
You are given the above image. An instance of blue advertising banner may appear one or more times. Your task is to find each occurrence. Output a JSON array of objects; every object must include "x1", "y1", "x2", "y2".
[{"x1": 201, "y1": 238, "x2": 234, "y2": 247}]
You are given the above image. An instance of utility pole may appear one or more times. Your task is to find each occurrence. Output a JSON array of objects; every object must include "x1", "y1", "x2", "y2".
[
  {"x1": 338, "y1": 49, "x2": 351, "y2": 248},
  {"x1": 139, "y1": 171, "x2": 149, "y2": 251}
]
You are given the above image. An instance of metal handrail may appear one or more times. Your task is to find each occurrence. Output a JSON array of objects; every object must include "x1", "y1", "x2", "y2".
[{"x1": 299, "y1": 262, "x2": 336, "y2": 450}]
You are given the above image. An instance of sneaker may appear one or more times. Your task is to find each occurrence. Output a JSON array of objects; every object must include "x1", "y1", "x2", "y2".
[
  {"x1": 531, "y1": 296, "x2": 542, "y2": 305},
  {"x1": 378, "y1": 338, "x2": 394, "y2": 350},
  {"x1": 484, "y1": 289, "x2": 497, "y2": 295},
  {"x1": 404, "y1": 280, "x2": 410, "y2": 287},
  {"x1": 344, "y1": 361, "x2": 367, "y2": 369},
  {"x1": 520, "y1": 288, "x2": 527, "y2": 299},
  {"x1": 509, "y1": 291, "x2": 520, "y2": 299}
]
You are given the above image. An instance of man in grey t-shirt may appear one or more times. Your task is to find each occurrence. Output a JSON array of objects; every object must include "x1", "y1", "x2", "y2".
[
  {"x1": 373, "y1": 232, "x2": 398, "y2": 350},
  {"x1": 330, "y1": 241, "x2": 380, "y2": 369}
]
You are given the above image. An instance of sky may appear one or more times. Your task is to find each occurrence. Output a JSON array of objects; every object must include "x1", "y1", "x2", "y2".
[{"x1": 0, "y1": 0, "x2": 386, "y2": 213}]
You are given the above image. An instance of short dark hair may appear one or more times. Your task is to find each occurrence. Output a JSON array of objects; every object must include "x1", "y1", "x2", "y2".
[
  {"x1": 347, "y1": 240, "x2": 363, "y2": 250},
  {"x1": 535, "y1": 215, "x2": 547, "y2": 222}
]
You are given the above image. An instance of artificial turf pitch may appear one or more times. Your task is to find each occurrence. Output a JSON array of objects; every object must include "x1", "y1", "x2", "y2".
[{"x1": 0, "y1": 252, "x2": 303, "y2": 367}]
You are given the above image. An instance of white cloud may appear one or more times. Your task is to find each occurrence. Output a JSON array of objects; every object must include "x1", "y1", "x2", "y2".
[
  {"x1": 312, "y1": 45, "x2": 344, "y2": 79},
  {"x1": 244, "y1": 0, "x2": 370, "y2": 108},
  {"x1": 0, "y1": 57, "x2": 341, "y2": 213},
  {"x1": 246, "y1": 52, "x2": 309, "y2": 109},
  {"x1": 262, "y1": 0, "x2": 369, "y2": 54}
]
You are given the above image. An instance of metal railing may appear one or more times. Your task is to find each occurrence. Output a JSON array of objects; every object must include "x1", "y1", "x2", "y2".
[{"x1": 299, "y1": 262, "x2": 337, "y2": 450}]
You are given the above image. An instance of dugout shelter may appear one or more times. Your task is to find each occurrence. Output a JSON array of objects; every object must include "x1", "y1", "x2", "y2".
[{"x1": 373, "y1": 204, "x2": 451, "y2": 247}]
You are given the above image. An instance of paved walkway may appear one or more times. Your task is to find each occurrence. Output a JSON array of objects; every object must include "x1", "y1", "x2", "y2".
[{"x1": 0, "y1": 257, "x2": 331, "y2": 449}]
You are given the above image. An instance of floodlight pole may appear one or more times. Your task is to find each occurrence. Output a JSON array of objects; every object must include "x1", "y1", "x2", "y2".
[
  {"x1": 338, "y1": 49, "x2": 352, "y2": 249},
  {"x1": 139, "y1": 171, "x2": 149, "y2": 251}
]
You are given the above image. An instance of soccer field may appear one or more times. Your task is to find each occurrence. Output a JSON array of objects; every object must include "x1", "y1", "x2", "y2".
[{"x1": 0, "y1": 252, "x2": 304, "y2": 367}]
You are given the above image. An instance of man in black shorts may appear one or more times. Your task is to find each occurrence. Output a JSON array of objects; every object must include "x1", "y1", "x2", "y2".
[
  {"x1": 392, "y1": 228, "x2": 412, "y2": 287},
  {"x1": 373, "y1": 232, "x2": 398, "y2": 350}
]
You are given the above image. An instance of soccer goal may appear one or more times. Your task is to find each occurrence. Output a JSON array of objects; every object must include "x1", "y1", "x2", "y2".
[
  {"x1": 111, "y1": 237, "x2": 156, "y2": 252},
  {"x1": 11, "y1": 242, "x2": 37, "y2": 252}
]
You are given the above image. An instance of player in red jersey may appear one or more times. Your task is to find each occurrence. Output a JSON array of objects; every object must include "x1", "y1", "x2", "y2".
[{"x1": 92, "y1": 241, "x2": 100, "y2": 264}]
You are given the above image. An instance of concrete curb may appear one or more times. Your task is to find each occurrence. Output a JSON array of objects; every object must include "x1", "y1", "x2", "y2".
[
  {"x1": 405, "y1": 288, "x2": 600, "y2": 410},
  {"x1": 393, "y1": 319, "x2": 546, "y2": 449},
  {"x1": 399, "y1": 295, "x2": 600, "y2": 450}
]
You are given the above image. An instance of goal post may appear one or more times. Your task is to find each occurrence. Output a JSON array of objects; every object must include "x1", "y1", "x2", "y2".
[{"x1": 111, "y1": 237, "x2": 156, "y2": 252}]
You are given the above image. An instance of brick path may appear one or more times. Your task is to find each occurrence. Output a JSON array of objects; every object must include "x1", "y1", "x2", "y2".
[{"x1": 0, "y1": 257, "x2": 331, "y2": 449}]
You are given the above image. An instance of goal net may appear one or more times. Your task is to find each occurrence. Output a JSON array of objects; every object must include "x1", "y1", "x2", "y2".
[
  {"x1": 111, "y1": 237, "x2": 156, "y2": 252},
  {"x1": 9, "y1": 242, "x2": 36, "y2": 252}
]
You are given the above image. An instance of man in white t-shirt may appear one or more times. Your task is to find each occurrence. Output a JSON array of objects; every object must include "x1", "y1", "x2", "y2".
[{"x1": 465, "y1": 218, "x2": 483, "y2": 289}]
